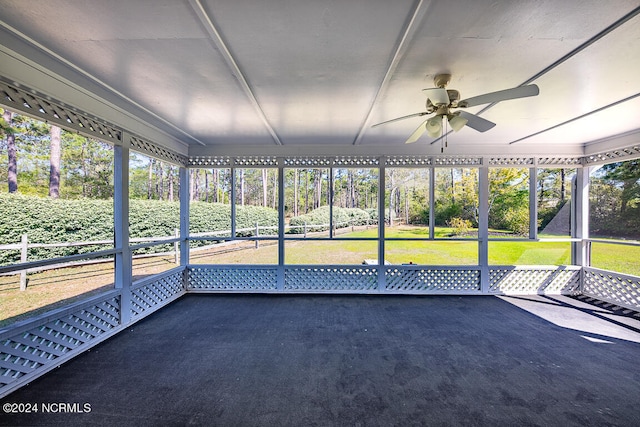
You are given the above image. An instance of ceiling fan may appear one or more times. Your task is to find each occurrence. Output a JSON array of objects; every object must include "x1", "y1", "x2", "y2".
[{"x1": 372, "y1": 74, "x2": 539, "y2": 144}]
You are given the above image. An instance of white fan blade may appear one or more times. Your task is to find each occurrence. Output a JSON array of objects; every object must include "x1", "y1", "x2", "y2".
[
  {"x1": 405, "y1": 119, "x2": 428, "y2": 144},
  {"x1": 422, "y1": 88, "x2": 449, "y2": 105},
  {"x1": 459, "y1": 84, "x2": 539, "y2": 108},
  {"x1": 372, "y1": 112, "x2": 428, "y2": 127},
  {"x1": 458, "y1": 111, "x2": 496, "y2": 132}
]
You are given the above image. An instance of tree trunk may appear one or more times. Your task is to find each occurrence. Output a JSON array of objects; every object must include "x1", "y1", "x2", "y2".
[
  {"x1": 293, "y1": 169, "x2": 299, "y2": 216},
  {"x1": 239, "y1": 169, "x2": 245, "y2": 205},
  {"x1": 167, "y1": 166, "x2": 174, "y2": 201},
  {"x1": 272, "y1": 170, "x2": 277, "y2": 209},
  {"x1": 48, "y1": 125, "x2": 62, "y2": 198},
  {"x1": 262, "y1": 168, "x2": 268, "y2": 207},
  {"x1": 560, "y1": 169, "x2": 566, "y2": 203},
  {"x1": 147, "y1": 158, "x2": 155, "y2": 199},
  {"x1": 157, "y1": 161, "x2": 164, "y2": 200},
  {"x1": 4, "y1": 110, "x2": 18, "y2": 193},
  {"x1": 194, "y1": 169, "x2": 200, "y2": 201},
  {"x1": 304, "y1": 169, "x2": 309, "y2": 213},
  {"x1": 212, "y1": 168, "x2": 218, "y2": 203},
  {"x1": 313, "y1": 169, "x2": 321, "y2": 209},
  {"x1": 204, "y1": 169, "x2": 209, "y2": 202}
]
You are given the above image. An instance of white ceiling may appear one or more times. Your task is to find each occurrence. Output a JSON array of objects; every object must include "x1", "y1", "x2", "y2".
[{"x1": 0, "y1": 0, "x2": 639, "y2": 157}]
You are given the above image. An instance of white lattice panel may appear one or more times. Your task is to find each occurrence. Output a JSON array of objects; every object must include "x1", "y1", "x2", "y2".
[
  {"x1": 233, "y1": 156, "x2": 278, "y2": 167},
  {"x1": 385, "y1": 268, "x2": 481, "y2": 292},
  {"x1": 129, "y1": 136, "x2": 188, "y2": 166},
  {"x1": 385, "y1": 156, "x2": 432, "y2": 166},
  {"x1": 130, "y1": 271, "x2": 186, "y2": 318},
  {"x1": 333, "y1": 156, "x2": 380, "y2": 166},
  {"x1": 284, "y1": 157, "x2": 332, "y2": 167},
  {"x1": 188, "y1": 266, "x2": 278, "y2": 291},
  {"x1": 488, "y1": 157, "x2": 534, "y2": 166},
  {"x1": 583, "y1": 268, "x2": 640, "y2": 311},
  {"x1": 285, "y1": 267, "x2": 378, "y2": 291},
  {"x1": 189, "y1": 156, "x2": 232, "y2": 167},
  {"x1": 433, "y1": 156, "x2": 482, "y2": 166},
  {"x1": 584, "y1": 146, "x2": 640, "y2": 165},
  {"x1": 489, "y1": 267, "x2": 581, "y2": 294},
  {"x1": 0, "y1": 81, "x2": 121, "y2": 143},
  {"x1": 0, "y1": 295, "x2": 120, "y2": 394},
  {"x1": 537, "y1": 157, "x2": 582, "y2": 166}
]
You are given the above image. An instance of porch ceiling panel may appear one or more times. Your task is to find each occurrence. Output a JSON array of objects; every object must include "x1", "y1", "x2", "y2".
[
  {"x1": 195, "y1": 0, "x2": 420, "y2": 146},
  {"x1": 0, "y1": 0, "x2": 639, "y2": 157}
]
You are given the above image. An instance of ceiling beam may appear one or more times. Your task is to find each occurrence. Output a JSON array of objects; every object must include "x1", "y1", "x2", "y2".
[
  {"x1": 188, "y1": 0, "x2": 283, "y2": 146},
  {"x1": 352, "y1": 0, "x2": 430, "y2": 146}
]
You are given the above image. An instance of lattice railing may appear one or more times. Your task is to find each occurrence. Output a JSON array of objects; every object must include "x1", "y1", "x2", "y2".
[
  {"x1": 582, "y1": 267, "x2": 640, "y2": 311},
  {"x1": 385, "y1": 267, "x2": 481, "y2": 293},
  {"x1": 130, "y1": 269, "x2": 186, "y2": 319},
  {"x1": 188, "y1": 266, "x2": 278, "y2": 291},
  {"x1": 0, "y1": 291, "x2": 121, "y2": 397},
  {"x1": 284, "y1": 266, "x2": 378, "y2": 292},
  {"x1": 489, "y1": 266, "x2": 581, "y2": 295}
]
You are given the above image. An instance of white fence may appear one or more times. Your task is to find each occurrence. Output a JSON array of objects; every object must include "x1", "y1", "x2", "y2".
[{"x1": 0, "y1": 219, "x2": 379, "y2": 290}]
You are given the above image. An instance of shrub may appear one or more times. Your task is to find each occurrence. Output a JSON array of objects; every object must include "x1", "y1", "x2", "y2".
[
  {"x1": 0, "y1": 193, "x2": 278, "y2": 264},
  {"x1": 288, "y1": 206, "x2": 371, "y2": 233},
  {"x1": 447, "y1": 217, "x2": 472, "y2": 236},
  {"x1": 502, "y1": 207, "x2": 530, "y2": 236}
]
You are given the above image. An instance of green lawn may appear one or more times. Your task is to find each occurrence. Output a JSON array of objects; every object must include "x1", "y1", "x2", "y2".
[
  {"x1": 192, "y1": 225, "x2": 638, "y2": 274},
  {"x1": 3, "y1": 226, "x2": 638, "y2": 328}
]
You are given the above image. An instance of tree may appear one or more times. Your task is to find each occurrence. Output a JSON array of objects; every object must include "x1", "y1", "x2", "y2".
[
  {"x1": 3, "y1": 109, "x2": 17, "y2": 193},
  {"x1": 48, "y1": 125, "x2": 62, "y2": 198},
  {"x1": 600, "y1": 160, "x2": 640, "y2": 215}
]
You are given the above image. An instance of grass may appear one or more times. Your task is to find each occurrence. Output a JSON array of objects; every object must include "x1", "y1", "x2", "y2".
[
  {"x1": 0, "y1": 255, "x2": 179, "y2": 328},
  {"x1": 2, "y1": 225, "x2": 638, "y2": 328}
]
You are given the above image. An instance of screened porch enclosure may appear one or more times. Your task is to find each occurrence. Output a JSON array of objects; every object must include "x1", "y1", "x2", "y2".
[{"x1": 1, "y1": 2, "x2": 640, "y2": 421}]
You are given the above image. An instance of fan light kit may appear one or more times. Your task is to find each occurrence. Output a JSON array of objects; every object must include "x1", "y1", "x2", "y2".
[{"x1": 373, "y1": 74, "x2": 539, "y2": 151}]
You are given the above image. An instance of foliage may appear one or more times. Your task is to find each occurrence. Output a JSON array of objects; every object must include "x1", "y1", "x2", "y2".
[
  {"x1": 447, "y1": 217, "x2": 472, "y2": 236},
  {"x1": 488, "y1": 168, "x2": 529, "y2": 234},
  {"x1": 590, "y1": 161, "x2": 640, "y2": 238},
  {"x1": 288, "y1": 205, "x2": 371, "y2": 233},
  {"x1": 0, "y1": 193, "x2": 278, "y2": 264}
]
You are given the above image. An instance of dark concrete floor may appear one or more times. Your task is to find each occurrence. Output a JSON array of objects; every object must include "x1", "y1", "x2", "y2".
[{"x1": 1, "y1": 294, "x2": 640, "y2": 426}]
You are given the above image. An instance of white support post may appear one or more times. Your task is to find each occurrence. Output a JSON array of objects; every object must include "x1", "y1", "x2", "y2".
[
  {"x1": 20, "y1": 234, "x2": 27, "y2": 291},
  {"x1": 429, "y1": 167, "x2": 435, "y2": 239},
  {"x1": 230, "y1": 166, "x2": 237, "y2": 238},
  {"x1": 573, "y1": 167, "x2": 590, "y2": 267},
  {"x1": 329, "y1": 166, "x2": 334, "y2": 238},
  {"x1": 378, "y1": 158, "x2": 386, "y2": 292},
  {"x1": 180, "y1": 167, "x2": 190, "y2": 267},
  {"x1": 277, "y1": 159, "x2": 285, "y2": 291},
  {"x1": 529, "y1": 166, "x2": 538, "y2": 239},
  {"x1": 114, "y1": 140, "x2": 131, "y2": 325},
  {"x1": 478, "y1": 162, "x2": 489, "y2": 293}
]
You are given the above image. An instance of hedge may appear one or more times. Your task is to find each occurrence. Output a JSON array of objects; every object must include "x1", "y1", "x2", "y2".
[
  {"x1": 288, "y1": 206, "x2": 372, "y2": 233},
  {"x1": 0, "y1": 193, "x2": 277, "y2": 264}
]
